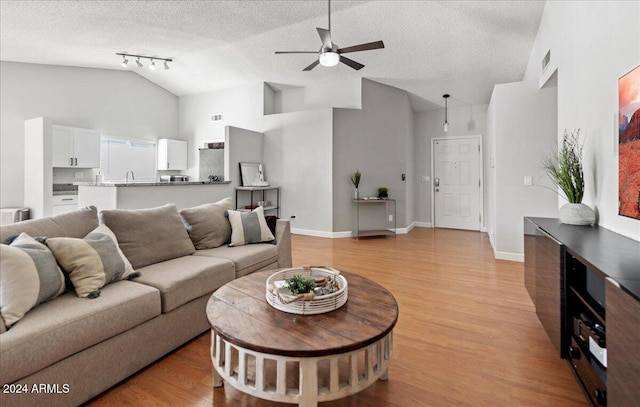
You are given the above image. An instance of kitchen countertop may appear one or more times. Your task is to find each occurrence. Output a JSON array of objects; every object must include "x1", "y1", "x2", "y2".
[
  {"x1": 77, "y1": 181, "x2": 231, "y2": 187},
  {"x1": 53, "y1": 183, "x2": 78, "y2": 195}
]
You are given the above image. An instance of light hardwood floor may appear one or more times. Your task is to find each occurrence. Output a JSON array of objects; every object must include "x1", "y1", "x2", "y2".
[{"x1": 89, "y1": 228, "x2": 587, "y2": 406}]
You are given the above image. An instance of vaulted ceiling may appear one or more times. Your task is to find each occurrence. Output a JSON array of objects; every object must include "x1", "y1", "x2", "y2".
[{"x1": 0, "y1": 1, "x2": 545, "y2": 110}]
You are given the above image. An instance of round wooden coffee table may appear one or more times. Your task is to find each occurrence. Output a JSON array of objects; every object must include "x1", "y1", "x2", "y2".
[{"x1": 206, "y1": 269, "x2": 398, "y2": 407}]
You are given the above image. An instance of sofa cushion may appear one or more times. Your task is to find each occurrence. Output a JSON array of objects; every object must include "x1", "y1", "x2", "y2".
[
  {"x1": 46, "y1": 225, "x2": 139, "y2": 298},
  {"x1": 193, "y1": 243, "x2": 278, "y2": 278},
  {"x1": 0, "y1": 233, "x2": 66, "y2": 328},
  {"x1": 100, "y1": 204, "x2": 196, "y2": 269},
  {"x1": 133, "y1": 255, "x2": 235, "y2": 313},
  {"x1": 227, "y1": 206, "x2": 275, "y2": 247},
  {"x1": 0, "y1": 280, "x2": 160, "y2": 385},
  {"x1": 179, "y1": 197, "x2": 234, "y2": 249},
  {"x1": 0, "y1": 206, "x2": 98, "y2": 244}
]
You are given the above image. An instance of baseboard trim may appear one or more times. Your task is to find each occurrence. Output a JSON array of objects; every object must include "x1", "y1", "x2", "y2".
[
  {"x1": 292, "y1": 222, "x2": 435, "y2": 239},
  {"x1": 494, "y1": 251, "x2": 524, "y2": 262},
  {"x1": 291, "y1": 228, "x2": 352, "y2": 238},
  {"x1": 412, "y1": 222, "x2": 432, "y2": 228}
]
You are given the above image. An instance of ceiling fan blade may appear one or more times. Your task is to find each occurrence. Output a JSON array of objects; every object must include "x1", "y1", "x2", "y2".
[
  {"x1": 339, "y1": 56, "x2": 364, "y2": 70},
  {"x1": 338, "y1": 41, "x2": 385, "y2": 54},
  {"x1": 316, "y1": 27, "x2": 332, "y2": 49},
  {"x1": 275, "y1": 51, "x2": 318, "y2": 54},
  {"x1": 303, "y1": 60, "x2": 320, "y2": 71}
]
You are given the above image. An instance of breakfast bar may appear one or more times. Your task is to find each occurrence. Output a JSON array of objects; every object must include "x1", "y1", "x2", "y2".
[{"x1": 77, "y1": 181, "x2": 232, "y2": 211}]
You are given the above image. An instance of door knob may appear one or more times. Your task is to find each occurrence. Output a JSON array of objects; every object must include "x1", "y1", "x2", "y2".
[
  {"x1": 434, "y1": 177, "x2": 440, "y2": 187},
  {"x1": 435, "y1": 188, "x2": 439, "y2": 192}
]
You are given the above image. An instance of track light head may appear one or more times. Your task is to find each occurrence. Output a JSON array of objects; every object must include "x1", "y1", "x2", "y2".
[
  {"x1": 164, "y1": 61, "x2": 170, "y2": 70},
  {"x1": 149, "y1": 59, "x2": 156, "y2": 70},
  {"x1": 136, "y1": 58, "x2": 143, "y2": 69},
  {"x1": 120, "y1": 56, "x2": 128, "y2": 68}
]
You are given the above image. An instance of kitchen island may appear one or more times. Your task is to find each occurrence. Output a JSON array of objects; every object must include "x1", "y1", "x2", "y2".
[{"x1": 78, "y1": 181, "x2": 233, "y2": 211}]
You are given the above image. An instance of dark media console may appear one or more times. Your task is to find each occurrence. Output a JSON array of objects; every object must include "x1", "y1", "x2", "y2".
[{"x1": 524, "y1": 218, "x2": 640, "y2": 407}]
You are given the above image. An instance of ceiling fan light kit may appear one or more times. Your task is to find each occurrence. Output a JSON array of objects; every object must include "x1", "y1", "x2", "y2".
[
  {"x1": 319, "y1": 51, "x2": 340, "y2": 67},
  {"x1": 116, "y1": 53, "x2": 172, "y2": 71},
  {"x1": 275, "y1": 0, "x2": 384, "y2": 71}
]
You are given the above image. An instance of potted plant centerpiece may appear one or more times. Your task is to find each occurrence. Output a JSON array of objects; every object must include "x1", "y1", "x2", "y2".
[
  {"x1": 378, "y1": 187, "x2": 389, "y2": 199},
  {"x1": 542, "y1": 129, "x2": 596, "y2": 225},
  {"x1": 350, "y1": 170, "x2": 361, "y2": 200}
]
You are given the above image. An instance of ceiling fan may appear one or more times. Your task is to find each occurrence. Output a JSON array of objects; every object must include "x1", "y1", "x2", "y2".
[{"x1": 275, "y1": 0, "x2": 384, "y2": 71}]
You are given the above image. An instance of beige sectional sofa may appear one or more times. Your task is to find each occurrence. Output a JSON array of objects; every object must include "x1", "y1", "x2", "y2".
[{"x1": 0, "y1": 203, "x2": 291, "y2": 407}]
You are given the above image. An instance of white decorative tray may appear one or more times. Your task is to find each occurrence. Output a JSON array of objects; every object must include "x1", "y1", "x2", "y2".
[{"x1": 266, "y1": 266, "x2": 348, "y2": 315}]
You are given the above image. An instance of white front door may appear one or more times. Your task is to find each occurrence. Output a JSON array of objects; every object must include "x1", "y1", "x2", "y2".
[{"x1": 433, "y1": 137, "x2": 481, "y2": 231}]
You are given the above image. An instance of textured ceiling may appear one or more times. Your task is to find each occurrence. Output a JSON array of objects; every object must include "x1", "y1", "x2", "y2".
[{"x1": 0, "y1": 0, "x2": 545, "y2": 110}]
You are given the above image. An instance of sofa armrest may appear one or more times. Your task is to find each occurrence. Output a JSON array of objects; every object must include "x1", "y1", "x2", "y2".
[{"x1": 275, "y1": 219, "x2": 292, "y2": 268}]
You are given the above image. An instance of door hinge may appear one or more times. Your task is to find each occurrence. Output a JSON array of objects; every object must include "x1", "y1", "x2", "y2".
[
  {"x1": 478, "y1": 180, "x2": 481, "y2": 187},
  {"x1": 479, "y1": 213, "x2": 481, "y2": 222},
  {"x1": 478, "y1": 145, "x2": 480, "y2": 152}
]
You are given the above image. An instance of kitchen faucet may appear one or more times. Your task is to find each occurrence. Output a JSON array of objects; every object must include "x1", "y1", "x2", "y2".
[{"x1": 125, "y1": 170, "x2": 135, "y2": 182}]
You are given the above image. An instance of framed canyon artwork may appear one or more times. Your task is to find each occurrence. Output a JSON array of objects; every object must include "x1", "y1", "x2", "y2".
[{"x1": 618, "y1": 64, "x2": 640, "y2": 220}]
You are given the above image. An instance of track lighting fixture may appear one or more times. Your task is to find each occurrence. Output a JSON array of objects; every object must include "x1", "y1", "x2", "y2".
[
  {"x1": 116, "y1": 53, "x2": 172, "y2": 71},
  {"x1": 443, "y1": 94, "x2": 450, "y2": 133}
]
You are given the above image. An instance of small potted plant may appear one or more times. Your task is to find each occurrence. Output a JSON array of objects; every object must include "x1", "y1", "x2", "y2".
[
  {"x1": 377, "y1": 187, "x2": 389, "y2": 199},
  {"x1": 350, "y1": 170, "x2": 361, "y2": 200},
  {"x1": 542, "y1": 129, "x2": 595, "y2": 225}
]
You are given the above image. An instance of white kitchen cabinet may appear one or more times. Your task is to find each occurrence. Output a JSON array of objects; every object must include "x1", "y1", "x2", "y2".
[
  {"x1": 51, "y1": 195, "x2": 78, "y2": 216},
  {"x1": 157, "y1": 139, "x2": 187, "y2": 170},
  {"x1": 52, "y1": 125, "x2": 101, "y2": 168}
]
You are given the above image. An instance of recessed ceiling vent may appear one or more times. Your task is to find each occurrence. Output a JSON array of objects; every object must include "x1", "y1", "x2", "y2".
[
  {"x1": 542, "y1": 50, "x2": 551, "y2": 73},
  {"x1": 210, "y1": 114, "x2": 222, "y2": 122}
]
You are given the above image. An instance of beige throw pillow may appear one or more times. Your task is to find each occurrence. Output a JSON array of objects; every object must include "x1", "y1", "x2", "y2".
[
  {"x1": 99, "y1": 204, "x2": 195, "y2": 269},
  {"x1": 0, "y1": 233, "x2": 66, "y2": 328},
  {"x1": 227, "y1": 206, "x2": 275, "y2": 247},
  {"x1": 180, "y1": 197, "x2": 234, "y2": 249},
  {"x1": 46, "y1": 224, "x2": 139, "y2": 298}
]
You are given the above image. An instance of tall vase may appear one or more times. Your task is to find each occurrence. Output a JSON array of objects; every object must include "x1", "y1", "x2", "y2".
[
  {"x1": 354, "y1": 188, "x2": 359, "y2": 200},
  {"x1": 559, "y1": 203, "x2": 596, "y2": 225}
]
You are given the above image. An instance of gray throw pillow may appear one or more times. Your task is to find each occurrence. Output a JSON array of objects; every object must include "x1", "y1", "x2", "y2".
[
  {"x1": 227, "y1": 206, "x2": 275, "y2": 247},
  {"x1": 0, "y1": 233, "x2": 65, "y2": 328},
  {"x1": 99, "y1": 204, "x2": 195, "y2": 269},
  {"x1": 180, "y1": 197, "x2": 234, "y2": 249},
  {"x1": 46, "y1": 224, "x2": 139, "y2": 298}
]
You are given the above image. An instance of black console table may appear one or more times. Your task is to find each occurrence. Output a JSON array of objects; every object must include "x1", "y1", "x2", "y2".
[{"x1": 524, "y1": 217, "x2": 640, "y2": 407}]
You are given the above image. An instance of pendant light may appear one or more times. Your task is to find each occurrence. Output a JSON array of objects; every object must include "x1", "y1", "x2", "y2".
[{"x1": 443, "y1": 94, "x2": 450, "y2": 132}]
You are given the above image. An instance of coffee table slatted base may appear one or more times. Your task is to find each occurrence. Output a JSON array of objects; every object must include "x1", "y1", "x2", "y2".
[{"x1": 211, "y1": 330, "x2": 393, "y2": 407}]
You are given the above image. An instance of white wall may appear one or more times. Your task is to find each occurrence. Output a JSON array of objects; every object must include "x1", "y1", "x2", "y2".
[
  {"x1": 263, "y1": 109, "x2": 334, "y2": 235},
  {"x1": 179, "y1": 83, "x2": 265, "y2": 181},
  {"x1": 180, "y1": 82, "x2": 335, "y2": 233},
  {"x1": 413, "y1": 104, "x2": 488, "y2": 225},
  {"x1": 332, "y1": 79, "x2": 414, "y2": 233},
  {"x1": 270, "y1": 78, "x2": 362, "y2": 114},
  {"x1": 523, "y1": 0, "x2": 640, "y2": 241},
  {"x1": 0, "y1": 61, "x2": 179, "y2": 208},
  {"x1": 486, "y1": 80, "x2": 559, "y2": 260}
]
